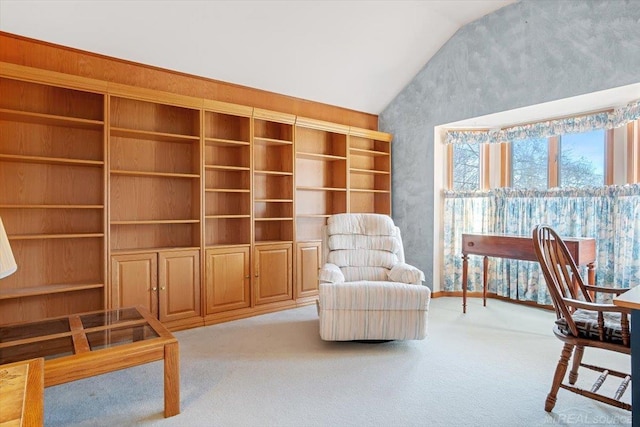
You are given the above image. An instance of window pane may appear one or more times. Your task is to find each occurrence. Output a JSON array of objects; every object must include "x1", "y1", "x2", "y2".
[
  {"x1": 452, "y1": 143, "x2": 480, "y2": 190},
  {"x1": 560, "y1": 130, "x2": 604, "y2": 187},
  {"x1": 511, "y1": 138, "x2": 548, "y2": 189}
]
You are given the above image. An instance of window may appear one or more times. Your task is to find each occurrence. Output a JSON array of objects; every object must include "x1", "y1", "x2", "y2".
[
  {"x1": 446, "y1": 115, "x2": 637, "y2": 191},
  {"x1": 451, "y1": 143, "x2": 480, "y2": 190},
  {"x1": 559, "y1": 130, "x2": 605, "y2": 187},
  {"x1": 509, "y1": 131, "x2": 606, "y2": 189},
  {"x1": 511, "y1": 137, "x2": 548, "y2": 189}
]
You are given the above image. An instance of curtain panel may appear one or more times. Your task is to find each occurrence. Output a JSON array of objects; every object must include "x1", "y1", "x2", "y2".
[{"x1": 443, "y1": 185, "x2": 640, "y2": 305}]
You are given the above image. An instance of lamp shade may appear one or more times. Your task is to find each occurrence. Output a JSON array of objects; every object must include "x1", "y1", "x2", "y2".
[{"x1": 0, "y1": 217, "x2": 17, "y2": 279}]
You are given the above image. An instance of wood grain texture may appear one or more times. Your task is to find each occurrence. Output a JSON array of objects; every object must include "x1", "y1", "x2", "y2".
[
  {"x1": 164, "y1": 341, "x2": 180, "y2": 417},
  {"x1": 0, "y1": 307, "x2": 180, "y2": 417},
  {"x1": 0, "y1": 32, "x2": 377, "y2": 129},
  {"x1": 0, "y1": 358, "x2": 44, "y2": 427}
]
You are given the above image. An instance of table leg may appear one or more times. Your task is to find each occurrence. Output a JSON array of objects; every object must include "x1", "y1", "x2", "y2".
[
  {"x1": 462, "y1": 254, "x2": 468, "y2": 313},
  {"x1": 164, "y1": 341, "x2": 180, "y2": 418},
  {"x1": 483, "y1": 256, "x2": 488, "y2": 307}
]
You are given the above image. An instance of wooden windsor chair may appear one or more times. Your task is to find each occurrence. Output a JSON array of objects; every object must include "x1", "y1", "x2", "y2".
[{"x1": 532, "y1": 225, "x2": 632, "y2": 412}]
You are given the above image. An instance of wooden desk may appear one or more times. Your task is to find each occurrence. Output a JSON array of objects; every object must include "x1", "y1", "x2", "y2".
[
  {"x1": 0, "y1": 357, "x2": 44, "y2": 426},
  {"x1": 613, "y1": 287, "x2": 640, "y2": 423},
  {"x1": 0, "y1": 306, "x2": 179, "y2": 419},
  {"x1": 461, "y1": 233, "x2": 597, "y2": 313}
]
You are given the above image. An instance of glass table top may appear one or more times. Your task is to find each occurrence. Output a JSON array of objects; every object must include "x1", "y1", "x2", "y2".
[
  {"x1": 81, "y1": 307, "x2": 143, "y2": 329},
  {"x1": 0, "y1": 307, "x2": 161, "y2": 365},
  {"x1": 86, "y1": 325, "x2": 159, "y2": 351},
  {"x1": 0, "y1": 318, "x2": 70, "y2": 344},
  {"x1": 0, "y1": 336, "x2": 74, "y2": 365}
]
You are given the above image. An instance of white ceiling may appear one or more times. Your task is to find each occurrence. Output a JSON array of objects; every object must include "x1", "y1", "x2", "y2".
[{"x1": 0, "y1": 0, "x2": 515, "y2": 114}]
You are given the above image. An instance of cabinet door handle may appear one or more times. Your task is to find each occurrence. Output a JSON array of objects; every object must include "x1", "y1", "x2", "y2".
[
  {"x1": 160, "y1": 287, "x2": 166, "y2": 291},
  {"x1": 245, "y1": 275, "x2": 250, "y2": 279},
  {"x1": 152, "y1": 287, "x2": 157, "y2": 291}
]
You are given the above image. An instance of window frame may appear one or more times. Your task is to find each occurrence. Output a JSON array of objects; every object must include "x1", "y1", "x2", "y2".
[{"x1": 447, "y1": 126, "x2": 621, "y2": 190}]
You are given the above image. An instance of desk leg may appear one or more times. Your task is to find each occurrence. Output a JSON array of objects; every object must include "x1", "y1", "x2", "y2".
[
  {"x1": 578, "y1": 262, "x2": 597, "y2": 301},
  {"x1": 483, "y1": 256, "x2": 488, "y2": 307},
  {"x1": 462, "y1": 254, "x2": 468, "y2": 313},
  {"x1": 164, "y1": 341, "x2": 180, "y2": 418},
  {"x1": 587, "y1": 262, "x2": 595, "y2": 286}
]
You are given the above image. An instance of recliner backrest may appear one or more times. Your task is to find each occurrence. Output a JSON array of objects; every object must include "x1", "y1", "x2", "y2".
[{"x1": 322, "y1": 213, "x2": 405, "y2": 282}]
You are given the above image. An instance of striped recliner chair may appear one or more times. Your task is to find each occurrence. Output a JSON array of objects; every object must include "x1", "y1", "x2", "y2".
[{"x1": 317, "y1": 213, "x2": 431, "y2": 341}]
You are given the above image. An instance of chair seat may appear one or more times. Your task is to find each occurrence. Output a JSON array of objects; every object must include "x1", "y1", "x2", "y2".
[
  {"x1": 319, "y1": 281, "x2": 430, "y2": 311},
  {"x1": 555, "y1": 308, "x2": 631, "y2": 344}
]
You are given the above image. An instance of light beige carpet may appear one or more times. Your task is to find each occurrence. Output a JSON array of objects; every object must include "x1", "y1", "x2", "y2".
[{"x1": 45, "y1": 297, "x2": 632, "y2": 426}]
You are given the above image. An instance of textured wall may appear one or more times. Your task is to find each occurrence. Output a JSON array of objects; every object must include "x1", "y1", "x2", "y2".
[{"x1": 380, "y1": 0, "x2": 640, "y2": 287}]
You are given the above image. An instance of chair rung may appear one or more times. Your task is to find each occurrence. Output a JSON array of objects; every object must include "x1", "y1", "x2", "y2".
[
  {"x1": 614, "y1": 375, "x2": 631, "y2": 401},
  {"x1": 580, "y1": 363, "x2": 629, "y2": 379},
  {"x1": 591, "y1": 370, "x2": 608, "y2": 393},
  {"x1": 560, "y1": 384, "x2": 632, "y2": 411}
]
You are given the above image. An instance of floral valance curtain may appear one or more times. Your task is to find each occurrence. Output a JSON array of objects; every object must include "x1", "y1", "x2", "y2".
[
  {"x1": 446, "y1": 99, "x2": 640, "y2": 145},
  {"x1": 443, "y1": 185, "x2": 640, "y2": 305}
]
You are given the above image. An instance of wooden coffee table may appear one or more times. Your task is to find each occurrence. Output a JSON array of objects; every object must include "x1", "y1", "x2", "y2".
[{"x1": 0, "y1": 306, "x2": 180, "y2": 418}]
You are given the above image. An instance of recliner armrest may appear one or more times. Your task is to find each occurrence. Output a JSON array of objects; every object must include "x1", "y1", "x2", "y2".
[
  {"x1": 388, "y1": 262, "x2": 425, "y2": 285},
  {"x1": 318, "y1": 263, "x2": 345, "y2": 284}
]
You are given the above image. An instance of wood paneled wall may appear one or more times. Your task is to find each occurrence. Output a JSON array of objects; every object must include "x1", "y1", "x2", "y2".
[{"x1": 0, "y1": 31, "x2": 378, "y2": 129}]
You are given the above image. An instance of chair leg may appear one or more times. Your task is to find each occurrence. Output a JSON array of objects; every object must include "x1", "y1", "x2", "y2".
[
  {"x1": 546, "y1": 343, "x2": 574, "y2": 412},
  {"x1": 568, "y1": 345, "x2": 584, "y2": 385}
]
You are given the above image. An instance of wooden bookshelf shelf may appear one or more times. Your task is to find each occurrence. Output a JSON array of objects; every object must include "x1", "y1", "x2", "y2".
[
  {"x1": 0, "y1": 283, "x2": 105, "y2": 300},
  {"x1": 111, "y1": 219, "x2": 199, "y2": 225},
  {"x1": 110, "y1": 127, "x2": 199, "y2": 143},
  {"x1": 205, "y1": 188, "x2": 250, "y2": 193},
  {"x1": 253, "y1": 137, "x2": 293, "y2": 146},
  {"x1": 110, "y1": 170, "x2": 199, "y2": 179},
  {"x1": 349, "y1": 168, "x2": 390, "y2": 175},
  {"x1": 296, "y1": 152, "x2": 346, "y2": 161},
  {"x1": 9, "y1": 233, "x2": 104, "y2": 240},
  {"x1": 205, "y1": 165, "x2": 250, "y2": 172},
  {"x1": 204, "y1": 138, "x2": 250, "y2": 146},
  {"x1": 0, "y1": 204, "x2": 104, "y2": 209},
  {"x1": 296, "y1": 186, "x2": 347, "y2": 192},
  {"x1": 349, "y1": 148, "x2": 388, "y2": 157},
  {"x1": 0, "y1": 108, "x2": 104, "y2": 129},
  {"x1": 0, "y1": 154, "x2": 103, "y2": 167},
  {"x1": 254, "y1": 170, "x2": 293, "y2": 176}
]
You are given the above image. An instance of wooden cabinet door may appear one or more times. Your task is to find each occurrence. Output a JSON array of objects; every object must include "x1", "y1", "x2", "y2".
[
  {"x1": 111, "y1": 253, "x2": 158, "y2": 318},
  {"x1": 254, "y1": 243, "x2": 292, "y2": 305},
  {"x1": 158, "y1": 250, "x2": 201, "y2": 323},
  {"x1": 296, "y1": 241, "x2": 321, "y2": 299},
  {"x1": 205, "y1": 246, "x2": 251, "y2": 314}
]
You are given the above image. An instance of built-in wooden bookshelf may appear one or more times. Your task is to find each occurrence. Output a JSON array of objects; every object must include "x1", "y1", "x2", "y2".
[
  {"x1": 348, "y1": 128, "x2": 392, "y2": 215},
  {"x1": 203, "y1": 100, "x2": 253, "y2": 318},
  {"x1": 253, "y1": 109, "x2": 295, "y2": 244},
  {"x1": 0, "y1": 55, "x2": 391, "y2": 329},
  {"x1": 108, "y1": 93, "x2": 202, "y2": 329},
  {"x1": 0, "y1": 74, "x2": 106, "y2": 324},
  {"x1": 203, "y1": 100, "x2": 252, "y2": 248},
  {"x1": 295, "y1": 117, "x2": 348, "y2": 242}
]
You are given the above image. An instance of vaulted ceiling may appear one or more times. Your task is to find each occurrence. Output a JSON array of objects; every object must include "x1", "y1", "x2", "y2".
[{"x1": 0, "y1": 0, "x2": 515, "y2": 114}]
